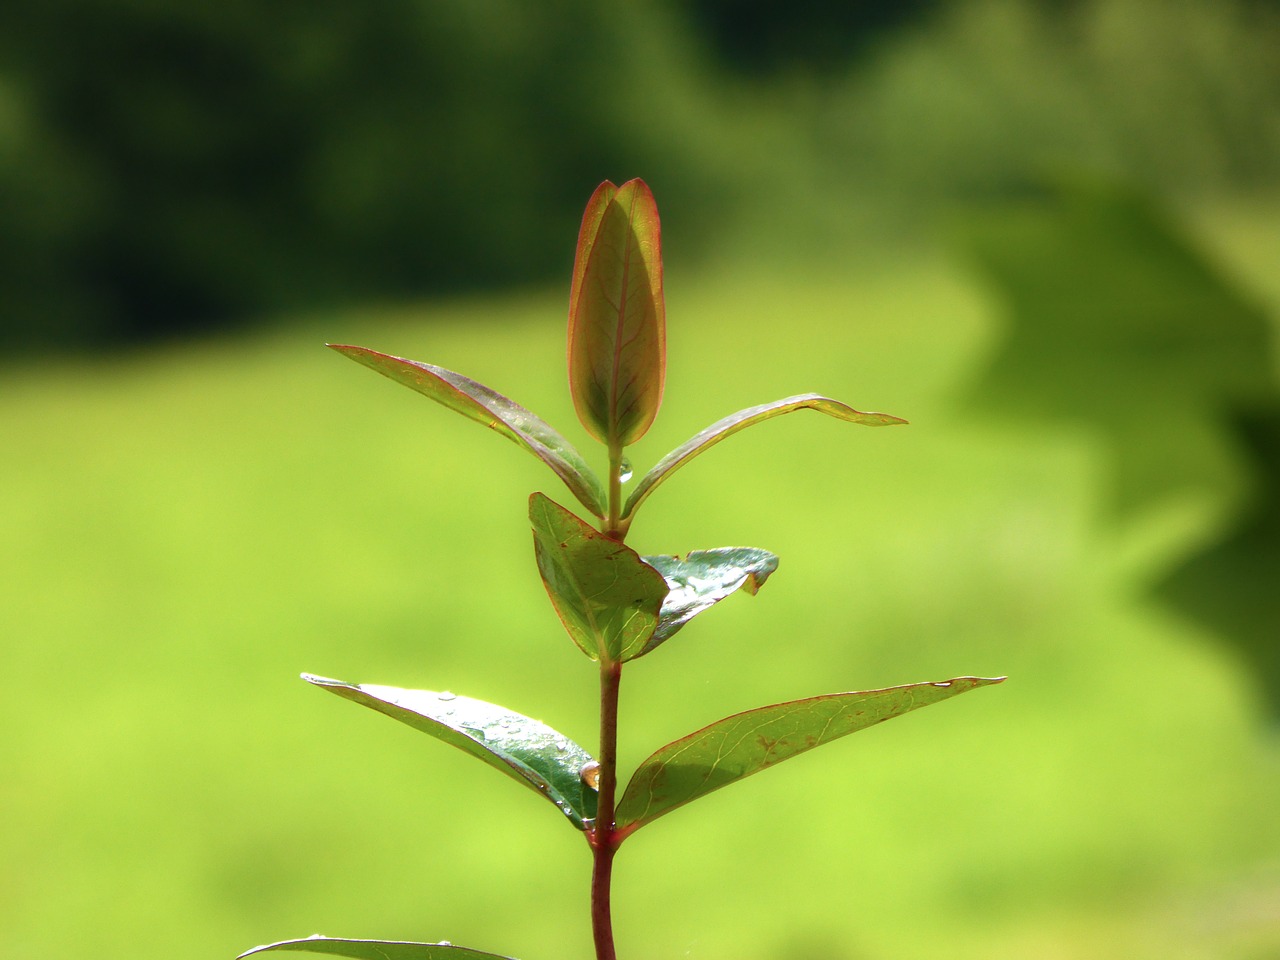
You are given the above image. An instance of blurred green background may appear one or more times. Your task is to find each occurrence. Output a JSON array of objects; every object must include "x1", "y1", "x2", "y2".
[{"x1": 3, "y1": 1, "x2": 1279, "y2": 958}]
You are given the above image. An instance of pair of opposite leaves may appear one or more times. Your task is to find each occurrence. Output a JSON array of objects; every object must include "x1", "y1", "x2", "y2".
[
  {"x1": 239, "y1": 181, "x2": 1001, "y2": 960},
  {"x1": 328, "y1": 179, "x2": 906, "y2": 525}
]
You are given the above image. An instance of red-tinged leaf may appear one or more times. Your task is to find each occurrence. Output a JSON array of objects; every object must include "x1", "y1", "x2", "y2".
[
  {"x1": 238, "y1": 937, "x2": 517, "y2": 960},
  {"x1": 529, "y1": 493, "x2": 668, "y2": 663},
  {"x1": 303, "y1": 675, "x2": 598, "y2": 829},
  {"x1": 567, "y1": 178, "x2": 665, "y2": 448},
  {"x1": 623, "y1": 394, "x2": 907, "y2": 520},
  {"x1": 614, "y1": 677, "x2": 1004, "y2": 836},
  {"x1": 329, "y1": 345, "x2": 606, "y2": 518},
  {"x1": 568, "y1": 181, "x2": 616, "y2": 326}
]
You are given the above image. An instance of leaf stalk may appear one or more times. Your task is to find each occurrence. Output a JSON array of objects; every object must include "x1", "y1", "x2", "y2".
[{"x1": 606, "y1": 441, "x2": 625, "y2": 540}]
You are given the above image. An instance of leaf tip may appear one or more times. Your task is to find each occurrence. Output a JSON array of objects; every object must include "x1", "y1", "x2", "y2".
[{"x1": 301, "y1": 672, "x2": 343, "y2": 687}]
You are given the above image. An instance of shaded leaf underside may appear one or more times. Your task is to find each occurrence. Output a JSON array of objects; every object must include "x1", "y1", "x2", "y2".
[
  {"x1": 304, "y1": 675, "x2": 597, "y2": 829},
  {"x1": 624, "y1": 394, "x2": 906, "y2": 520},
  {"x1": 615, "y1": 677, "x2": 1003, "y2": 834},
  {"x1": 529, "y1": 492, "x2": 668, "y2": 662}
]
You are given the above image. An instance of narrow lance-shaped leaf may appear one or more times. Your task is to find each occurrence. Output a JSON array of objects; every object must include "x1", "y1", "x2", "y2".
[
  {"x1": 623, "y1": 394, "x2": 907, "y2": 521},
  {"x1": 239, "y1": 937, "x2": 518, "y2": 960},
  {"x1": 568, "y1": 179, "x2": 666, "y2": 448},
  {"x1": 529, "y1": 493, "x2": 668, "y2": 662},
  {"x1": 615, "y1": 676, "x2": 1004, "y2": 835},
  {"x1": 329, "y1": 344, "x2": 606, "y2": 519},
  {"x1": 638, "y1": 547, "x2": 779, "y2": 656},
  {"x1": 303, "y1": 675, "x2": 598, "y2": 829}
]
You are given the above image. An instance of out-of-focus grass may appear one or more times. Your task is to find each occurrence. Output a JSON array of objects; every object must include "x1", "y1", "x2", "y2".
[{"x1": 2, "y1": 217, "x2": 1278, "y2": 960}]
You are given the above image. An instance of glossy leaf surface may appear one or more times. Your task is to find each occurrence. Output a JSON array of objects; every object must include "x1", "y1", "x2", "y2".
[
  {"x1": 638, "y1": 547, "x2": 779, "y2": 656},
  {"x1": 529, "y1": 493, "x2": 668, "y2": 662},
  {"x1": 623, "y1": 394, "x2": 907, "y2": 520},
  {"x1": 615, "y1": 676, "x2": 1004, "y2": 834},
  {"x1": 239, "y1": 937, "x2": 516, "y2": 960},
  {"x1": 329, "y1": 344, "x2": 606, "y2": 518},
  {"x1": 567, "y1": 179, "x2": 665, "y2": 447},
  {"x1": 304, "y1": 675, "x2": 598, "y2": 829}
]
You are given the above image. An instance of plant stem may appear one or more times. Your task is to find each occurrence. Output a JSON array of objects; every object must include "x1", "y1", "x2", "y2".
[
  {"x1": 591, "y1": 658, "x2": 622, "y2": 960},
  {"x1": 605, "y1": 440, "x2": 624, "y2": 540},
  {"x1": 591, "y1": 443, "x2": 627, "y2": 960}
]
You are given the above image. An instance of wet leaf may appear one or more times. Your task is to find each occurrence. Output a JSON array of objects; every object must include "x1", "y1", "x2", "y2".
[
  {"x1": 329, "y1": 344, "x2": 606, "y2": 518},
  {"x1": 567, "y1": 179, "x2": 665, "y2": 448},
  {"x1": 638, "y1": 547, "x2": 779, "y2": 656},
  {"x1": 623, "y1": 394, "x2": 906, "y2": 520},
  {"x1": 529, "y1": 493, "x2": 668, "y2": 663},
  {"x1": 615, "y1": 677, "x2": 1003, "y2": 834},
  {"x1": 238, "y1": 937, "x2": 516, "y2": 960},
  {"x1": 303, "y1": 675, "x2": 597, "y2": 829}
]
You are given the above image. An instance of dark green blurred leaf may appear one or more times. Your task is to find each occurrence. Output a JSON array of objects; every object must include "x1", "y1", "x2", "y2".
[
  {"x1": 329, "y1": 345, "x2": 606, "y2": 518},
  {"x1": 639, "y1": 547, "x2": 779, "y2": 655},
  {"x1": 529, "y1": 493, "x2": 668, "y2": 662},
  {"x1": 303, "y1": 675, "x2": 597, "y2": 829},
  {"x1": 623, "y1": 395, "x2": 906, "y2": 520},
  {"x1": 567, "y1": 179, "x2": 665, "y2": 448},
  {"x1": 1156, "y1": 406, "x2": 1280, "y2": 715},
  {"x1": 615, "y1": 677, "x2": 1003, "y2": 834},
  {"x1": 959, "y1": 180, "x2": 1274, "y2": 514},
  {"x1": 238, "y1": 937, "x2": 517, "y2": 960}
]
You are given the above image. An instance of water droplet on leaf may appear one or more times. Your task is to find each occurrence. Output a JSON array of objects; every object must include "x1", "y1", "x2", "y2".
[
  {"x1": 619, "y1": 458, "x2": 633, "y2": 483},
  {"x1": 437, "y1": 691, "x2": 457, "y2": 701},
  {"x1": 932, "y1": 681, "x2": 952, "y2": 688},
  {"x1": 580, "y1": 760, "x2": 601, "y2": 790}
]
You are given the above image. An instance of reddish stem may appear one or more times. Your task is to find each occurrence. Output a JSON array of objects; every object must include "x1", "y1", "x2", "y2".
[{"x1": 590, "y1": 658, "x2": 623, "y2": 960}]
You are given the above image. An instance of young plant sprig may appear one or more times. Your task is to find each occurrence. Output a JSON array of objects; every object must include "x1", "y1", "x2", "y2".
[{"x1": 239, "y1": 179, "x2": 1003, "y2": 960}]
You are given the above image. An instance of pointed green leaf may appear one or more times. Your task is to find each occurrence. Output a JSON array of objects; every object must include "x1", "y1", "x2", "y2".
[
  {"x1": 238, "y1": 937, "x2": 516, "y2": 960},
  {"x1": 638, "y1": 547, "x2": 779, "y2": 656},
  {"x1": 529, "y1": 493, "x2": 668, "y2": 663},
  {"x1": 567, "y1": 178, "x2": 665, "y2": 448},
  {"x1": 329, "y1": 344, "x2": 606, "y2": 518},
  {"x1": 303, "y1": 675, "x2": 597, "y2": 829},
  {"x1": 623, "y1": 395, "x2": 907, "y2": 520},
  {"x1": 615, "y1": 677, "x2": 1004, "y2": 834}
]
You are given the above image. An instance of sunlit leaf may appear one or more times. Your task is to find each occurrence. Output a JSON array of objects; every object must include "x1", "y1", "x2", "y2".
[
  {"x1": 329, "y1": 344, "x2": 606, "y2": 518},
  {"x1": 637, "y1": 547, "x2": 779, "y2": 656},
  {"x1": 615, "y1": 677, "x2": 1003, "y2": 835},
  {"x1": 623, "y1": 394, "x2": 906, "y2": 520},
  {"x1": 303, "y1": 675, "x2": 597, "y2": 829},
  {"x1": 238, "y1": 937, "x2": 516, "y2": 960},
  {"x1": 529, "y1": 493, "x2": 668, "y2": 662},
  {"x1": 567, "y1": 179, "x2": 665, "y2": 448}
]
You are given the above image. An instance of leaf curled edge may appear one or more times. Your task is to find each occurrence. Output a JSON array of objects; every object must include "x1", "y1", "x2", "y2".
[
  {"x1": 303, "y1": 674, "x2": 597, "y2": 829},
  {"x1": 639, "y1": 547, "x2": 779, "y2": 656},
  {"x1": 329, "y1": 344, "x2": 605, "y2": 518},
  {"x1": 615, "y1": 676, "x2": 1003, "y2": 836},
  {"x1": 623, "y1": 394, "x2": 907, "y2": 521},
  {"x1": 238, "y1": 937, "x2": 517, "y2": 960}
]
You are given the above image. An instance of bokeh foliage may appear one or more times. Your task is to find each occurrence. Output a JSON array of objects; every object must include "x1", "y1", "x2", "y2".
[
  {"x1": 3, "y1": 0, "x2": 1279, "y2": 351},
  {"x1": 0, "y1": 0, "x2": 723, "y2": 348}
]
